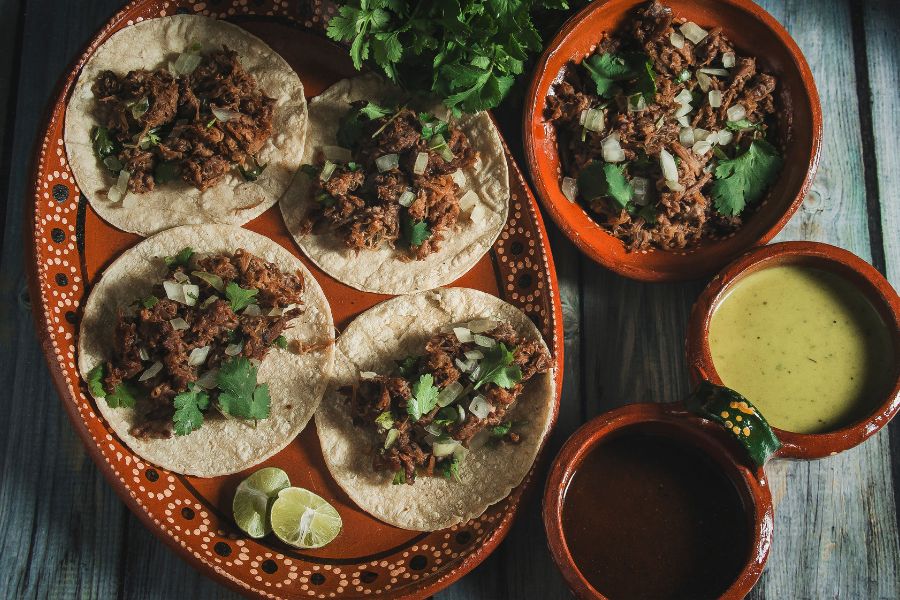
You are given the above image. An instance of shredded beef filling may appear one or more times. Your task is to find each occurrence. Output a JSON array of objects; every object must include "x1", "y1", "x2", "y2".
[
  {"x1": 99, "y1": 248, "x2": 304, "y2": 439},
  {"x1": 299, "y1": 105, "x2": 478, "y2": 260},
  {"x1": 341, "y1": 323, "x2": 552, "y2": 483},
  {"x1": 546, "y1": 0, "x2": 781, "y2": 251},
  {"x1": 91, "y1": 46, "x2": 275, "y2": 193}
]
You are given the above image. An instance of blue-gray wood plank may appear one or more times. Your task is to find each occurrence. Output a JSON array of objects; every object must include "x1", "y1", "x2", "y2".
[{"x1": 1, "y1": 1, "x2": 897, "y2": 598}]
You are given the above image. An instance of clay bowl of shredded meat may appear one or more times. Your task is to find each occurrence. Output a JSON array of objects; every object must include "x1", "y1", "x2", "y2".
[{"x1": 524, "y1": 0, "x2": 821, "y2": 282}]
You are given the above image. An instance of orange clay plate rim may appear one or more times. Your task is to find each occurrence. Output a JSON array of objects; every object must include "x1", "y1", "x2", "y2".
[{"x1": 23, "y1": 2, "x2": 564, "y2": 599}]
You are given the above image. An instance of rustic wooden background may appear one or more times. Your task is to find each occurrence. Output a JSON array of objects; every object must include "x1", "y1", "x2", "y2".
[{"x1": 1, "y1": 0, "x2": 898, "y2": 598}]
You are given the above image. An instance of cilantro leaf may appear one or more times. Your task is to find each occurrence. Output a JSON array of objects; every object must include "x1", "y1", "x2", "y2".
[
  {"x1": 407, "y1": 373, "x2": 440, "y2": 421},
  {"x1": 419, "y1": 112, "x2": 449, "y2": 141},
  {"x1": 164, "y1": 247, "x2": 193, "y2": 268},
  {"x1": 106, "y1": 381, "x2": 138, "y2": 409},
  {"x1": 172, "y1": 384, "x2": 210, "y2": 436},
  {"x1": 433, "y1": 406, "x2": 459, "y2": 428},
  {"x1": 274, "y1": 335, "x2": 288, "y2": 349},
  {"x1": 440, "y1": 456, "x2": 461, "y2": 482},
  {"x1": 391, "y1": 470, "x2": 407, "y2": 485},
  {"x1": 216, "y1": 357, "x2": 271, "y2": 420},
  {"x1": 141, "y1": 295, "x2": 159, "y2": 309},
  {"x1": 401, "y1": 212, "x2": 431, "y2": 247},
  {"x1": 375, "y1": 411, "x2": 395, "y2": 430},
  {"x1": 396, "y1": 356, "x2": 418, "y2": 377},
  {"x1": 86, "y1": 364, "x2": 107, "y2": 398},
  {"x1": 711, "y1": 140, "x2": 783, "y2": 216},
  {"x1": 635, "y1": 59, "x2": 657, "y2": 101},
  {"x1": 238, "y1": 161, "x2": 267, "y2": 181},
  {"x1": 726, "y1": 118, "x2": 763, "y2": 132},
  {"x1": 225, "y1": 282, "x2": 259, "y2": 312},
  {"x1": 490, "y1": 421, "x2": 513, "y2": 438},
  {"x1": 336, "y1": 102, "x2": 393, "y2": 147},
  {"x1": 474, "y1": 343, "x2": 523, "y2": 390},
  {"x1": 92, "y1": 126, "x2": 119, "y2": 162},
  {"x1": 576, "y1": 161, "x2": 634, "y2": 209},
  {"x1": 633, "y1": 203, "x2": 658, "y2": 224}
]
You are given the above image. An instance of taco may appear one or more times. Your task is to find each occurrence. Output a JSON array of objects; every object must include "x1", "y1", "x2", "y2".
[
  {"x1": 280, "y1": 74, "x2": 510, "y2": 294},
  {"x1": 65, "y1": 15, "x2": 307, "y2": 236},
  {"x1": 77, "y1": 225, "x2": 334, "y2": 477},
  {"x1": 315, "y1": 288, "x2": 555, "y2": 530}
]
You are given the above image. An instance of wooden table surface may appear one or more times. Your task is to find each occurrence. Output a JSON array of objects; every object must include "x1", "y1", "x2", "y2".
[{"x1": 2, "y1": 1, "x2": 898, "y2": 598}]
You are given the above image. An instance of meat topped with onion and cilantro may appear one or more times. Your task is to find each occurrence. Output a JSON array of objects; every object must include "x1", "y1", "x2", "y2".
[
  {"x1": 298, "y1": 103, "x2": 480, "y2": 260},
  {"x1": 340, "y1": 321, "x2": 552, "y2": 484},
  {"x1": 86, "y1": 247, "x2": 305, "y2": 439},
  {"x1": 90, "y1": 44, "x2": 274, "y2": 200},
  {"x1": 545, "y1": 0, "x2": 783, "y2": 251}
]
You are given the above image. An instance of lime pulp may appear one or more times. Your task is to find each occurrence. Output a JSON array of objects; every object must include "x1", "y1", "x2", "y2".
[
  {"x1": 232, "y1": 467, "x2": 291, "y2": 538},
  {"x1": 270, "y1": 487, "x2": 342, "y2": 549}
]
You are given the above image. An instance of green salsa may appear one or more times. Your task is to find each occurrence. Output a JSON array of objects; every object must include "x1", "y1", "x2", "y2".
[{"x1": 708, "y1": 265, "x2": 894, "y2": 434}]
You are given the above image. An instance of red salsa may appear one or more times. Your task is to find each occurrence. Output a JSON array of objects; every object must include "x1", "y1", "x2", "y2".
[{"x1": 562, "y1": 429, "x2": 750, "y2": 599}]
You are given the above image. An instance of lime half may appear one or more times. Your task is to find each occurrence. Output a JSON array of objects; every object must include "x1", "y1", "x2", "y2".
[
  {"x1": 232, "y1": 467, "x2": 291, "y2": 538},
  {"x1": 270, "y1": 487, "x2": 342, "y2": 549}
]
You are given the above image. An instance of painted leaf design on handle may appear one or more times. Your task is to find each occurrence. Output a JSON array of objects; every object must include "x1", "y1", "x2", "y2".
[{"x1": 685, "y1": 380, "x2": 782, "y2": 466}]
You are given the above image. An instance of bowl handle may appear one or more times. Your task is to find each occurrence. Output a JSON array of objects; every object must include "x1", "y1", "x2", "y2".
[{"x1": 684, "y1": 380, "x2": 782, "y2": 467}]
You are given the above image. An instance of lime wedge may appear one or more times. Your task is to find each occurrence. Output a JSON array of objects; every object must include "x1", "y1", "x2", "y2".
[
  {"x1": 270, "y1": 487, "x2": 342, "y2": 549},
  {"x1": 232, "y1": 467, "x2": 291, "y2": 538}
]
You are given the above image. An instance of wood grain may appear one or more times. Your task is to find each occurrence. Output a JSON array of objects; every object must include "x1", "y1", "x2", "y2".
[{"x1": 0, "y1": 0, "x2": 898, "y2": 598}]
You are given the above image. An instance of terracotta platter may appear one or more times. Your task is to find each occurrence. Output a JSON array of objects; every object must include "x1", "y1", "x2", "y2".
[{"x1": 24, "y1": 1, "x2": 563, "y2": 598}]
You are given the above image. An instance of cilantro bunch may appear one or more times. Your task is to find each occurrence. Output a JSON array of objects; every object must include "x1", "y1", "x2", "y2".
[{"x1": 327, "y1": 0, "x2": 570, "y2": 114}]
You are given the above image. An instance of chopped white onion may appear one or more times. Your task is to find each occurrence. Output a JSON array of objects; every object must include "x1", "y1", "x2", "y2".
[
  {"x1": 679, "y1": 127, "x2": 696, "y2": 146},
  {"x1": 451, "y1": 169, "x2": 466, "y2": 187},
  {"x1": 680, "y1": 22, "x2": 709, "y2": 44},
  {"x1": 693, "y1": 128, "x2": 711, "y2": 141},
  {"x1": 138, "y1": 347, "x2": 150, "y2": 361},
  {"x1": 375, "y1": 153, "x2": 399, "y2": 172},
  {"x1": 726, "y1": 104, "x2": 747, "y2": 122},
  {"x1": 225, "y1": 343, "x2": 243, "y2": 356},
  {"x1": 627, "y1": 94, "x2": 647, "y2": 113},
  {"x1": 581, "y1": 107, "x2": 606, "y2": 131},
  {"x1": 722, "y1": 52, "x2": 736, "y2": 68},
  {"x1": 660, "y1": 148, "x2": 679, "y2": 183},
  {"x1": 181, "y1": 284, "x2": 200, "y2": 306},
  {"x1": 437, "y1": 381, "x2": 464, "y2": 407},
  {"x1": 674, "y1": 103, "x2": 693, "y2": 118},
  {"x1": 696, "y1": 71, "x2": 712, "y2": 92},
  {"x1": 706, "y1": 131, "x2": 720, "y2": 145},
  {"x1": 716, "y1": 130, "x2": 734, "y2": 146},
  {"x1": 469, "y1": 203, "x2": 486, "y2": 223},
  {"x1": 398, "y1": 190, "x2": 416, "y2": 207},
  {"x1": 655, "y1": 115, "x2": 665, "y2": 130},
  {"x1": 188, "y1": 345, "x2": 211, "y2": 366},
  {"x1": 468, "y1": 395, "x2": 493, "y2": 420},
  {"x1": 268, "y1": 307, "x2": 283, "y2": 317},
  {"x1": 163, "y1": 280, "x2": 186, "y2": 304},
  {"x1": 108, "y1": 169, "x2": 131, "y2": 204},
  {"x1": 632, "y1": 177, "x2": 650, "y2": 205},
  {"x1": 359, "y1": 371, "x2": 378, "y2": 379},
  {"x1": 693, "y1": 140, "x2": 713, "y2": 155},
  {"x1": 708, "y1": 90, "x2": 723, "y2": 108},
  {"x1": 473, "y1": 334, "x2": 496, "y2": 348},
  {"x1": 200, "y1": 296, "x2": 217, "y2": 309},
  {"x1": 424, "y1": 423, "x2": 443, "y2": 437},
  {"x1": 665, "y1": 180, "x2": 686, "y2": 192},
  {"x1": 384, "y1": 428, "x2": 400, "y2": 449},
  {"x1": 453, "y1": 327, "x2": 474, "y2": 343},
  {"x1": 457, "y1": 405, "x2": 466, "y2": 423},
  {"x1": 669, "y1": 32, "x2": 685, "y2": 49},
  {"x1": 196, "y1": 368, "x2": 219, "y2": 389},
  {"x1": 432, "y1": 437, "x2": 460, "y2": 457},
  {"x1": 320, "y1": 160, "x2": 337, "y2": 182},
  {"x1": 413, "y1": 151, "x2": 429, "y2": 175},
  {"x1": 191, "y1": 270, "x2": 224, "y2": 292},
  {"x1": 454, "y1": 358, "x2": 475, "y2": 373},
  {"x1": 243, "y1": 303, "x2": 261, "y2": 316},
  {"x1": 561, "y1": 176, "x2": 578, "y2": 202},
  {"x1": 601, "y1": 133, "x2": 625, "y2": 163},
  {"x1": 677, "y1": 115, "x2": 690, "y2": 127},
  {"x1": 138, "y1": 361, "x2": 163, "y2": 381},
  {"x1": 700, "y1": 67, "x2": 730, "y2": 77},
  {"x1": 322, "y1": 145, "x2": 352, "y2": 162},
  {"x1": 458, "y1": 190, "x2": 479, "y2": 214},
  {"x1": 121, "y1": 194, "x2": 138, "y2": 209},
  {"x1": 210, "y1": 106, "x2": 242, "y2": 122},
  {"x1": 169, "y1": 317, "x2": 189, "y2": 331},
  {"x1": 464, "y1": 349, "x2": 485, "y2": 361},
  {"x1": 675, "y1": 89, "x2": 694, "y2": 105},
  {"x1": 468, "y1": 319, "x2": 498, "y2": 333},
  {"x1": 173, "y1": 270, "x2": 190, "y2": 283},
  {"x1": 172, "y1": 51, "x2": 202, "y2": 75}
]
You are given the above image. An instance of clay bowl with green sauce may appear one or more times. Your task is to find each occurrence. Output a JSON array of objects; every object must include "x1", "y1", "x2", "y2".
[
  {"x1": 543, "y1": 402, "x2": 774, "y2": 600},
  {"x1": 686, "y1": 241, "x2": 900, "y2": 459},
  {"x1": 523, "y1": 0, "x2": 822, "y2": 281}
]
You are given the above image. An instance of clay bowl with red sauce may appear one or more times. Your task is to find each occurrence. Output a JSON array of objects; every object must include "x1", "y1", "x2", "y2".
[
  {"x1": 543, "y1": 403, "x2": 774, "y2": 600},
  {"x1": 686, "y1": 241, "x2": 900, "y2": 459},
  {"x1": 524, "y1": 0, "x2": 822, "y2": 281}
]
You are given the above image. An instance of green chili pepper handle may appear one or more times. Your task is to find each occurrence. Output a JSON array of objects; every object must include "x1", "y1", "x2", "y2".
[{"x1": 685, "y1": 380, "x2": 782, "y2": 467}]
